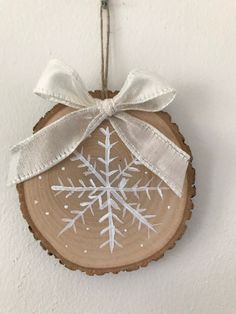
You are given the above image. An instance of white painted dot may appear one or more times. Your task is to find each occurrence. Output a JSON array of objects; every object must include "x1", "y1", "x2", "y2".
[
  {"x1": 38, "y1": 176, "x2": 42, "y2": 180},
  {"x1": 145, "y1": 171, "x2": 148, "y2": 174},
  {"x1": 124, "y1": 229, "x2": 127, "y2": 233},
  {"x1": 86, "y1": 227, "x2": 90, "y2": 231},
  {"x1": 65, "y1": 244, "x2": 68, "y2": 248},
  {"x1": 167, "y1": 205, "x2": 171, "y2": 209},
  {"x1": 140, "y1": 243, "x2": 144, "y2": 248},
  {"x1": 84, "y1": 250, "x2": 87, "y2": 253},
  {"x1": 61, "y1": 167, "x2": 65, "y2": 171},
  {"x1": 45, "y1": 212, "x2": 50, "y2": 216},
  {"x1": 34, "y1": 200, "x2": 38, "y2": 205},
  {"x1": 64, "y1": 205, "x2": 69, "y2": 209}
]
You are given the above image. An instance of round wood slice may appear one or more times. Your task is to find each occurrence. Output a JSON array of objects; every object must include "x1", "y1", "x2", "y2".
[{"x1": 17, "y1": 91, "x2": 195, "y2": 275}]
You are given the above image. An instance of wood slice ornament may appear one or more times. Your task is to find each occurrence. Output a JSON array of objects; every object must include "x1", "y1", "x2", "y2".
[{"x1": 16, "y1": 88, "x2": 195, "y2": 275}]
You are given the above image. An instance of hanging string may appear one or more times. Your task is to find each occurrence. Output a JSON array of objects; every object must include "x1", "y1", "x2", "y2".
[{"x1": 100, "y1": 0, "x2": 110, "y2": 99}]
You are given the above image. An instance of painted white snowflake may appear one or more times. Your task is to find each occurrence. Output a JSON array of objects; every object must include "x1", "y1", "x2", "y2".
[{"x1": 51, "y1": 127, "x2": 169, "y2": 253}]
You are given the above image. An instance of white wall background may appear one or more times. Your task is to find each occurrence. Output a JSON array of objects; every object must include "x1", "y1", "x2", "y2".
[{"x1": 0, "y1": 1, "x2": 236, "y2": 313}]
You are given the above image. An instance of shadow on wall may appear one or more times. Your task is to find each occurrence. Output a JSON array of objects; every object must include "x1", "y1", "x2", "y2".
[{"x1": 165, "y1": 82, "x2": 215, "y2": 249}]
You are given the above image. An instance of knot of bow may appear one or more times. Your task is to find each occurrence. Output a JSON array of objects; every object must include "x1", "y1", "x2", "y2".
[
  {"x1": 8, "y1": 59, "x2": 190, "y2": 197},
  {"x1": 97, "y1": 98, "x2": 117, "y2": 117}
]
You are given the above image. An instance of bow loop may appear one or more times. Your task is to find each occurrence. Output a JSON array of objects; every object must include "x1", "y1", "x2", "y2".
[
  {"x1": 8, "y1": 60, "x2": 190, "y2": 197},
  {"x1": 34, "y1": 59, "x2": 96, "y2": 109},
  {"x1": 113, "y1": 69, "x2": 177, "y2": 112}
]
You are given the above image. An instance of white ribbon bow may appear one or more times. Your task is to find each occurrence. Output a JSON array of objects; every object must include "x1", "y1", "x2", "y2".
[{"x1": 8, "y1": 59, "x2": 190, "y2": 197}]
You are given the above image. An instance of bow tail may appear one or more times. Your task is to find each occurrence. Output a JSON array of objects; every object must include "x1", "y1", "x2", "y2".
[
  {"x1": 8, "y1": 108, "x2": 103, "y2": 185},
  {"x1": 110, "y1": 113, "x2": 190, "y2": 197}
]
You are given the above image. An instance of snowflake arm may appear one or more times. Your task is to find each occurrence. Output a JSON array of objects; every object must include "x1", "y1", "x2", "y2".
[
  {"x1": 51, "y1": 177, "x2": 105, "y2": 198},
  {"x1": 115, "y1": 179, "x2": 169, "y2": 200},
  {"x1": 71, "y1": 148, "x2": 106, "y2": 186},
  {"x1": 97, "y1": 127, "x2": 123, "y2": 252},
  {"x1": 57, "y1": 190, "x2": 106, "y2": 237},
  {"x1": 99, "y1": 197, "x2": 124, "y2": 251},
  {"x1": 110, "y1": 157, "x2": 142, "y2": 184},
  {"x1": 111, "y1": 190, "x2": 156, "y2": 232}
]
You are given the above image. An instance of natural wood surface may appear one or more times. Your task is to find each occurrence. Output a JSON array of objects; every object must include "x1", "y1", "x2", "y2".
[{"x1": 17, "y1": 91, "x2": 195, "y2": 275}]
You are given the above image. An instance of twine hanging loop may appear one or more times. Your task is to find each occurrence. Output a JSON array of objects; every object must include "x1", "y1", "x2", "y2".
[{"x1": 100, "y1": 0, "x2": 110, "y2": 99}]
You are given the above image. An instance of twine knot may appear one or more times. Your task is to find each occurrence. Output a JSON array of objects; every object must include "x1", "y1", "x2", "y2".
[
  {"x1": 101, "y1": 0, "x2": 108, "y2": 9},
  {"x1": 97, "y1": 98, "x2": 116, "y2": 117}
]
